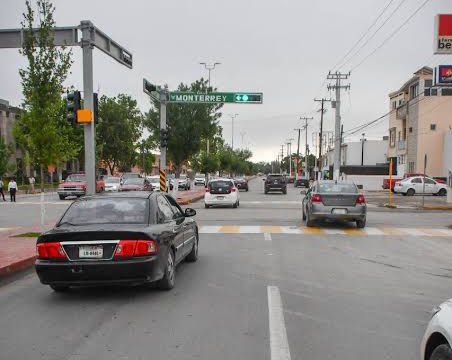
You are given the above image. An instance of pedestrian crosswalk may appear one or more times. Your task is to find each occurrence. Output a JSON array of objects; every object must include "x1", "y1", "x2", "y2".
[{"x1": 198, "y1": 225, "x2": 452, "y2": 237}]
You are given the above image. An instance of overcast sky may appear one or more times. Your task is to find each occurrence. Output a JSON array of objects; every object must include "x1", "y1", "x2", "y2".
[{"x1": 1, "y1": 0, "x2": 452, "y2": 162}]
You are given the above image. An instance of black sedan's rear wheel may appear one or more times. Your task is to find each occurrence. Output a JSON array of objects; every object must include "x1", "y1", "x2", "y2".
[
  {"x1": 356, "y1": 218, "x2": 366, "y2": 228},
  {"x1": 158, "y1": 250, "x2": 175, "y2": 290},
  {"x1": 302, "y1": 204, "x2": 306, "y2": 220},
  {"x1": 430, "y1": 344, "x2": 452, "y2": 360},
  {"x1": 305, "y1": 209, "x2": 314, "y2": 227}
]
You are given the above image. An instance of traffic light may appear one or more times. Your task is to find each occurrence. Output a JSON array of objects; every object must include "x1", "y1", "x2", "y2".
[
  {"x1": 93, "y1": 93, "x2": 99, "y2": 124},
  {"x1": 66, "y1": 91, "x2": 81, "y2": 125},
  {"x1": 234, "y1": 93, "x2": 263, "y2": 104},
  {"x1": 160, "y1": 128, "x2": 169, "y2": 148}
]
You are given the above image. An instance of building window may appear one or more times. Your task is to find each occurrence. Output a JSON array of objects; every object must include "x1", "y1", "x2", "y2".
[
  {"x1": 398, "y1": 99, "x2": 403, "y2": 106},
  {"x1": 6, "y1": 111, "x2": 10, "y2": 118},
  {"x1": 409, "y1": 127, "x2": 413, "y2": 133},
  {"x1": 431, "y1": 88, "x2": 438, "y2": 96},
  {"x1": 410, "y1": 82, "x2": 419, "y2": 99},
  {"x1": 441, "y1": 88, "x2": 452, "y2": 96},
  {"x1": 430, "y1": 124, "x2": 436, "y2": 131},
  {"x1": 389, "y1": 128, "x2": 396, "y2": 147},
  {"x1": 409, "y1": 161, "x2": 415, "y2": 173},
  {"x1": 424, "y1": 89, "x2": 430, "y2": 96},
  {"x1": 392, "y1": 101, "x2": 397, "y2": 110},
  {"x1": 425, "y1": 79, "x2": 433, "y2": 88}
]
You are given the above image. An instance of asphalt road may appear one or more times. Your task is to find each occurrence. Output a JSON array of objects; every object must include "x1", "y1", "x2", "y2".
[{"x1": 1, "y1": 178, "x2": 452, "y2": 359}]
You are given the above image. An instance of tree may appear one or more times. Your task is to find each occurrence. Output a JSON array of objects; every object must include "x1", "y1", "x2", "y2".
[
  {"x1": 191, "y1": 151, "x2": 219, "y2": 175},
  {"x1": 0, "y1": 138, "x2": 14, "y2": 178},
  {"x1": 144, "y1": 79, "x2": 223, "y2": 175},
  {"x1": 139, "y1": 139, "x2": 156, "y2": 175},
  {"x1": 97, "y1": 94, "x2": 144, "y2": 174},
  {"x1": 14, "y1": 0, "x2": 76, "y2": 190}
]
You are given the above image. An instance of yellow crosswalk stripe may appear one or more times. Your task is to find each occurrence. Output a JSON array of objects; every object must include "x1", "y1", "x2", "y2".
[
  {"x1": 219, "y1": 225, "x2": 240, "y2": 233},
  {"x1": 260, "y1": 225, "x2": 282, "y2": 234},
  {"x1": 342, "y1": 228, "x2": 366, "y2": 236},
  {"x1": 301, "y1": 227, "x2": 323, "y2": 235}
]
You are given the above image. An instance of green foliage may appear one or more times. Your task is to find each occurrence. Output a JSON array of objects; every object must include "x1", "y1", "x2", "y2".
[
  {"x1": 0, "y1": 138, "x2": 14, "y2": 178},
  {"x1": 139, "y1": 139, "x2": 156, "y2": 175},
  {"x1": 144, "y1": 79, "x2": 223, "y2": 172},
  {"x1": 191, "y1": 151, "x2": 220, "y2": 174},
  {"x1": 15, "y1": 0, "x2": 77, "y2": 172},
  {"x1": 96, "y1": 94, "x2": 144, "y2": 174}
]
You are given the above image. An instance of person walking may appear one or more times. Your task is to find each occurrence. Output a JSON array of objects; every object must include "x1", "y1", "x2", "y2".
[
  {"x1": 0, "y1": 178, "x2": 6, "y2": 201},
  {"x1": 29, "y1": 176, "x2": 35, "y2": 194},
  {"x1": 8, "y1": 177, "x2": 17, "y2": 202}
]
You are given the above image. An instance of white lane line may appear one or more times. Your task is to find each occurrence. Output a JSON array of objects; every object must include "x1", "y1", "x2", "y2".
[
  {"x1": 322, "y1": 229, "x2": 346, "y2": 235},
  {"x1": 401, "y1": 228, "x2": 427, "y2": 236},
  {"x1": 267, "y1": 286, "x2": 292, "y2": 360},
  {"x1": 264, "y1": 233, "x2": 272, "y2": 241},
  {"x1": 239, "y1": 226, "x2": 261, "y2": 233},
  {"x1": 364, "y1": 227, "x2": 385, "y2": 236},
  {"x1": 199, "y1": 226, "x2": 221, "y2": 234}
]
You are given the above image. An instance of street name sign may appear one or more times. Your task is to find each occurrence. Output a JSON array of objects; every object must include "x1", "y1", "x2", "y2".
[{"x1": 168, "y1": 92, "x2": 263, "y2": 104}]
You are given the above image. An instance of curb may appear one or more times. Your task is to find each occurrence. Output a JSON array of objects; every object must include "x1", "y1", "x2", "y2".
[
  {"x1": 0, "y1": 255, "x2": 36, "y2": 279},
  {"x1": 176, "y1": 193, "x2": 205, "y2": 205},
  {"x1": 421, "y1": 205, "x2": 452, "y2": 211}
]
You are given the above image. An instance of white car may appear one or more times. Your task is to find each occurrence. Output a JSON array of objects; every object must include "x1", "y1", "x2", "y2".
[
  {"x1": 177, "y1": 175, "x2": 191, "y2": 190},
  {"x1": 393, "y1": 176, "x2": 448, "y2": 196},
  {"x1": 194, "y1": 174, "x2": 206, "y2": 186},
  {"x1": 104, "y1": 176, "x2": 121, "y2": 192},
  {"x1": 204, "y1": 178, "x2": 239, "y2": 209},
  {"x1": 146, "y1": 175, "x2": 169, "y2": 192},
  {"x1": 421, "y1": 299, "x2": 452, "y2": 360}
]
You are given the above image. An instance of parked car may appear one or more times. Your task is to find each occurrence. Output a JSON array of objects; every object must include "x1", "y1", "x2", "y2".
[
  {"x1": 103, "y1": 176, "x2": 121, "y2": 192},
  {"x1": 234, "y1": 177, "x2": 249, "y2": 191},
  {"x1": 264, "y1": 174, "x2": 287, "y2": 194},
  {"x1": 146, "y1": 175, "x2": 169, "y2": 192},
  {"x1": 35, "y1": 192, "x2": 199, "y2": 291},
  {"x1": 119, "y1": 178, "x2": 152, "y2": 192},
  {"x1": 383, "y1": 173, "x2": 446, "y2": 190},
  {"x1": 204, "y1": 178, "x2": 240, "y2": 208},
  {"x1": 178, "y1": 174, "x2": 191, "y2": 190},
  {"x1": 301, "y1": 180, "x2": 367, "y2": 228},
  {"x1": 421, "y1": 299, "x2": 452, "y2": 360},
  {"x1": 194, "y1": 174, "x2": 206, "y2": 186},
  {"x1": 294, "y1": 175, "x2": 309, "y2": 188},
  {"x1": 57, "y1": 173, "x2": 105, "y2": 200},
  {"x1": 120, "y1": 172, "x2": 142, "y2": 184},
  {"x1": 393, "y1": 176, "x2": 448, "y2": 196}
]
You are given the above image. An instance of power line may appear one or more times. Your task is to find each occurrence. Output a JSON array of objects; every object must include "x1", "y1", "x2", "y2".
[
  {"x1": 351, "y1": 0, "x2": 431, "y2": 72},
  {"x1": 331, "y1": 0, "x2": 396, "y2": 71},
  {"x1": 338, "y1": 0, "x2": 408, "y2": 69}
]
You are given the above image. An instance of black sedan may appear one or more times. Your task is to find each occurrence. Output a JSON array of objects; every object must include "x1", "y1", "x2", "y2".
[
  {"x1": 234, "y1": 178, "x2": 249, "y2": 191},
  {"x1": 35, "y1": 192, "x2": 199, "y2": 292}
]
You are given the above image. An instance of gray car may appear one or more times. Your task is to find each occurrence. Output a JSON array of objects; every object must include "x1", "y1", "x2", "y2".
[{"x1": 301, "y1": 180, "x2": 367, "y2": 228}]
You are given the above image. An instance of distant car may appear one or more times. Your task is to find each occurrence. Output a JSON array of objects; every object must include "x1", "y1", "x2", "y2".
[
  {"x1": 178, "y1": 175, "x2": 191, "y2": 190},
  {"x1": 104, "y1": 176, "x2": 121, "y2": 192},
  {"x1": 287, "y1": 176, "x2": 295, "y2": 184},
  {"x1": 421, "y1": 299, "x2": 452, "y2": 360},
  {"x1": 146, "y1": 175, "x2": 169, "y2": 192},
  {"x1": 35, "y1": 192, "x2": 199, "y2": 292},
  {"x1": 234, "y1": 177, "x2": 249, "y2": 191},
  {"x1": 302, "y1": 180, "x2": 367, "y2": 228},
  {"x1": 194, "y1": 174, "x2": 206, "y2": 186},
  {"x1": 264, "y1": 174, "x2": 287, "y2": 194},
  {"x1": 294, "y1": 176, "x2": 309, "y2": 188},
  {"x1": 393, "y1": 176, "x2": 447, "y2": 196},
  {"x1": 57, "y1": 173, "x2": 104, "y2": 200},
  {"x1": 119, "y1": 178, "x2": 152, "y2": 192},
  {"x1": 204, "y1": 178, "x2": 239, "y2": 208}
]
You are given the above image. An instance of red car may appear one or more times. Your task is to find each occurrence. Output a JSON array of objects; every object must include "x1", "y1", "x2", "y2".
[
  {"x1": 119, "y1": 178, "x2": 152, "y2": 192},
  {"x1": 57, "y1": 173, "x2": 105, "y2": 200}
]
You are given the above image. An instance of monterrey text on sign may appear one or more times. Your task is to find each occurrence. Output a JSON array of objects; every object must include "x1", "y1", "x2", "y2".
[{"x1": 168, "y1": 92, "x2": 263, "y2": 104}]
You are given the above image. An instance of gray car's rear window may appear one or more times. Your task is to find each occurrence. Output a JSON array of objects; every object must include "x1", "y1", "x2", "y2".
[
  {"x1": 60, "y1": 198, "x2": 149, "y2": 225},
  {"x1": 317, "y1": 183, "x2": 357, "y2": 193}
]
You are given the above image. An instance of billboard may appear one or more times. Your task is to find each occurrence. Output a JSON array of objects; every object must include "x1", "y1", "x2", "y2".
[
  {"x1": 438, "y1": 65, "x2": 452, "y2": 84},
  {"x1": 435, "y1": 14, "x2": 452, "y2": 54}
]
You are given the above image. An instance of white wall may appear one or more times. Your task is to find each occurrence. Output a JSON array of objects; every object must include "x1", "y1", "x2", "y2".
[
  {"x1": 345, "y1": 140, "x2": 388, "y2": 166},
  {"x1": 342, "y1": 174, "x2": 387, "y2": 191}
]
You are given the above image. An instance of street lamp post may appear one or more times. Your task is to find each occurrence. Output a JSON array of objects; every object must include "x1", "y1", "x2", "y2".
[
  {"x1": 199, "y1": 62, "x2": 221, "y2": 91},
  {"x1": 229, "y1": 113, "x2": 239, "y2": 150}
]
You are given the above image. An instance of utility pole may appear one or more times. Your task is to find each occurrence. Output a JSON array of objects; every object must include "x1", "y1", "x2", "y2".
[
  {"x1": 240, "y1": 131, "x2": 246, "y2": 148},
  {"x1": 361, "y1": 133, "x2": 366, "y2": 166},
  {"x1": 300, "y1": 117, "x2": 313, "y2": 180},
  {"x1": 314, "y1": 98, "x2": 332, "y2": 180},
  {"x1": 327, "y1": 71, "x2": 350, "y2": 180},
  {"x1": 294, "y1": 128, "x2": 302, "y2": 176},
  {"x1": 286, "y1": 139, "x2": 294, "y2": 177},
  {"x1": 229, "y1": 113, "x2": 239, "y2": 150},
  {"x1": 280, "y1": 144, "x2": 285, "y2": 174}
]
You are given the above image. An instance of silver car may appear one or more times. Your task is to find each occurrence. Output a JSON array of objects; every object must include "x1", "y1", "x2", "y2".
[
  {"x1": 421, "y1": 299, "x2": 452, "y2": 360},
  {"x1": 301, "y1": 180, "x2": 367, "y2": 228}
]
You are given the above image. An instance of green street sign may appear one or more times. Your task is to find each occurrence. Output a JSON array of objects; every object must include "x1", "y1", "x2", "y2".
[{"x1": 168, "y1": 92, "x2": 263, "y2": 104}]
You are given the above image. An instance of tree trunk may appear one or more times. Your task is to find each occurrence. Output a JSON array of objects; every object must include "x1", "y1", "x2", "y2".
[{"x1": 40, "y1": 164, "x2": 44, "y2": 192}]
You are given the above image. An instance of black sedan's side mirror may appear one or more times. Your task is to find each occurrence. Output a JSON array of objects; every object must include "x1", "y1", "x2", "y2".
[{"x1": 185, "y1": 208, "x2": 196, "y2": 217}]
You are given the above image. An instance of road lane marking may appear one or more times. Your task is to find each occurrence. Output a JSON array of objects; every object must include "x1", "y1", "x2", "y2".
[
  {"x1": 261, "y1": 225, "x2": 282, "y2": 234},
  {"x1": 301, "y1": 227, "x2": 323, "y2": 235},
  {"x1": 267, "y1": 286, "x2": 291, "y2": 360},
  {"x1": 364, "y1": 227, "x2": 385, "y2": 236},
  {"x1": 401, "y1": 228, "x2": 428, "y2": 236},
  {"x1": 381, "y1": 227, "x2": 406, "y2": 236},
  {"x1": 342, "y1": 228, "x2": 365, "y2": 236},
  {"x1": 199, "y1": 226, "x2": 222, "y2": 233},
  {"x1": 264, "y1": 233, "x2": 272, "y2": 241},
  {"x1": 323, "y1": 228, "x2": 346, "y2": 235},
  {"x1": 219, "y1": 225, "x2": 240, "y2": 233},
  {"x1": 239, "y1": 226, "x2": 261, "y2": 233},
  {"x1": 281, "y1": 227, "x2": 303, "y2": 234}
]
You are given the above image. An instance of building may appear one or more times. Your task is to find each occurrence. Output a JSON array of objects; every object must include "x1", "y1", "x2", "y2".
[
  {"x1": 0, "y1": 99, "x2": 26, "y2": 179},
  {"x1": 387, "y1": 66, "x2": 452, "y2": 177}
]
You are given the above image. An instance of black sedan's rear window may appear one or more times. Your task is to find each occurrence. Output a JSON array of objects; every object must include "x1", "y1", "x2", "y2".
[
  {"x1": 317, "y1": 183, "x2": 357, "y2": 193},
  {"x1": 268, "y1": 175, "x2": 283, "y2": 180},
  {"x1": 60, "y1": 198, "x2": 148, "y2": 225}
]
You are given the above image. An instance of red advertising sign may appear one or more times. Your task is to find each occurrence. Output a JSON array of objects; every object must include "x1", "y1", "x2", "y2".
[
  {"x1": 438, "y1": 65, "x2": 452, "y2": 84},
  {"x1": 435, "y1": 14, "x2": 452, "y2": 54}
]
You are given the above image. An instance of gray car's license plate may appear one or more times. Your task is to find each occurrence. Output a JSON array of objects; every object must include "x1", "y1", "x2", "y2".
[{"x1": 332, "y1": 208, "x2": 347, "y2": 215}]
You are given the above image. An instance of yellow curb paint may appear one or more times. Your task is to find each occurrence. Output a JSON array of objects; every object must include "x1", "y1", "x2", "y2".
[
  {"x1": 219, "y1": 225, "x2": 240, "y2": 233},
  {"x1": 301, "y1": 227, "x2": 323, "y2": 235},
  {"x1": 260, "y1": 226, "x2": 282, "y2": 234},
  {"x1": 381, "y1": 227, "x2": 406, "y2": 236},
  {"x1": 342, "y1": 228, "x2": 366, "y2": 236}
]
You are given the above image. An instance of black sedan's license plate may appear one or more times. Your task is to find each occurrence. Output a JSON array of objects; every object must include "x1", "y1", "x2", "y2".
[{"x1": 79, "y1": 245, "x2": 103, "y2": 258}]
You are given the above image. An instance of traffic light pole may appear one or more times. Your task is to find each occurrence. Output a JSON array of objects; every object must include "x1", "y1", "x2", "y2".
[
  {"x1": 81, "y1": 21, "x2": 96, "y2": 195},
  {"x1": 159, "y1": 91, "x2": 168, "y2": 191}
]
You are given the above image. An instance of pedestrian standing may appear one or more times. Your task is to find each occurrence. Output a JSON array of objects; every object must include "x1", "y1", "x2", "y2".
[
  {"x1": 0, "y1": 178, "x2": 6, "y2": 201},
  {"x1": 29, "y1": 176, "x2": 35, "y2": 194},
  {"x1": 8, "y1": 177, "x2": 17, "y2": 202}
]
